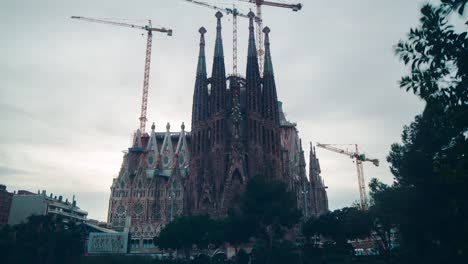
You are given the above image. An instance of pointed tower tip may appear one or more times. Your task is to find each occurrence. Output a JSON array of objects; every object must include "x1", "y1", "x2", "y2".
[
  {"x1": 247, "y1": 10, "x2": 258, "y2": 59},
  {"x1": 199, "y1": 27, "x2": 207, "y2": 35},
  {"x1": 198, "y1": 27, "x2": 207, "y2": 48},
  {"x1": 213, "y1": 10, "x2": 225, "y2": 58},
  {"x1": 263, "y1": 27, "x2": 271, "y2": 50},
  {"x1": 263, "y1": 26, "x2": 274, "y2": 76}
]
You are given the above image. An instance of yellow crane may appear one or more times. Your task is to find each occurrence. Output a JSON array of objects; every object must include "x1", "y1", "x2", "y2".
[
  {"x1": 71, "y1": 16, "x2": 172, "y2": 133},
  {"x1": 316, "y1": 143, "x2": 379, "y2": 210}
]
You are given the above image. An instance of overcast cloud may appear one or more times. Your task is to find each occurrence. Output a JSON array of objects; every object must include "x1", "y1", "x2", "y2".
[{"x1": 1, "y1": 0, "x2": 428, "y2": 221}]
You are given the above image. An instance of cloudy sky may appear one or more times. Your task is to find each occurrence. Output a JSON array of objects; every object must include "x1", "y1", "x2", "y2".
[{"x1": 1, "y1": 0, "x2": 430, "y2": 221}]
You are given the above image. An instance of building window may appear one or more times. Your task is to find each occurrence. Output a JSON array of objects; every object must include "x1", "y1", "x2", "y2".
[
  {"x1": 131, "y1": 239, "x2": 140, "y2": 248},
  {"x1": 143, "y1": 239, "x2": 153, "y2": 248}
]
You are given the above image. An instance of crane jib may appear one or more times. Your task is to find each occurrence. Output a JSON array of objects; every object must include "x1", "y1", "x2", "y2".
[{"x1": 71, "y1": 15, "x2": 172, "y2": 133}]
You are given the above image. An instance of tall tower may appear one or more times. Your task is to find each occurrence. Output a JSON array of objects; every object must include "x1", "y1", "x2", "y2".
[
  {"x1": 189, "y1": 26, "x2": 211, "y2": 215},
  {"x1": 244, "y1": 11, "x2": 265, "y2": 179},
  {"x1": 261, "y1": 26, "x2": 282, "y2": 180},
  {"x1": 309, "y1": 143, "x2": 329, "y2": 216},
  {"x1": 209, "y1": 12, "x2": 228, "y2": 211},
  {"x1": 189, "y1": 12, "x2": 284, "y2": 217}
]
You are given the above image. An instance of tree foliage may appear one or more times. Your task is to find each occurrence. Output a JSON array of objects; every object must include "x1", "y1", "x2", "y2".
[
  {"x1": 222, "y1": 209, "x2": 254, "y2": 252},
  {"x1": 395, "y1": 2, "x2": 467, "y2": 108},
  {"x1": 303, "y1": 207, "x2": 372, "y2": 253},
  {"x1": 441, "y1": 0, "x2": 468, "y2": 15},
  {"x1": 154, "y1": 214, "x2": 214, "y2": 257},
  {"x1": 241, "y1": 175, "x2": 301, "y2": 243},
  {"x1": 154, "y1": 175, "x2": 300, "y2": 261},
  {"x1": 369, "y1": 1, "x2": 468, "y2": 262},
  {"x1": 0, "y1": 215, "x2": 85, "y2": 264}
]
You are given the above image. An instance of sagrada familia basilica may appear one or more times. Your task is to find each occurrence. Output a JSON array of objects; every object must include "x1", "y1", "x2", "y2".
[{"x1": 107, "y1": 11, "x2": 328, "y2": 243}]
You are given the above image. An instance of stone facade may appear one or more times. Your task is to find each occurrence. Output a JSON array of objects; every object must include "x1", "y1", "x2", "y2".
[
  {"x1": 278, "y1": 104, "x2": 329, "y2": 218},
  {"x1": 308, "y1": 144, "x2": 329, "y2": 216},
  {"x1": 107, "y1": 123, "x2": 189, "y2": 239},
  {"x1": 188, "y1": 12, "x2": 283, "y2": 217},
  {"x1": 106, "y1": 11, "x2": 329, "y2": 243}
]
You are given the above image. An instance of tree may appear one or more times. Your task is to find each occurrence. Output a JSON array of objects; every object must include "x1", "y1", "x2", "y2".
[
  {"x1": 222, "y1": 209, "x2": 254, "y2": 254},
  {"x1": 370, "y1": 1, "x2": 468, "y2": 262},
  {"x1": 396, "y1": 2, "x2": 467, "y2": 108},
  {"x1": 154, "y1": 215, "x2": 213, "y2": 258},
  {"x1": 235, "y1": 249, "x2": 249, "y2": 264},
  {"x1": 302, "y1": 207, "x2": 372, "y2": 255},
  {"x1": 0, "y1": 215, "x2": 85, "y2": 264},
  {"x1": 368, "y1": 179, "x2": 408, "y2": 258},
  {"x1": 241, "y1": 175, "x2": 301, "y2": 245},
  {"x1": 251, "y1": 240, "x2": 301, "y2": 264}
]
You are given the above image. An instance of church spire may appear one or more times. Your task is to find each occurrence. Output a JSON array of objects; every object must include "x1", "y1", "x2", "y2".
[
  {"x1": 262, "y1": 26, "x2": 279, "y2": 124},
  {"x1": 263, "y1": 27, "x2": 274, "y2": 76},
  {"x1": 210, "y1": 11, "x2": 227, "y2": 114},
  {"x1": 197, "y1": 27, "x2": 207, "y2": 76},
  {"x1": 191, "y1": 27, "x2": 209, "y2": 128},
  {"x1": 309, "y1": 142, "x2": 321, "y2": 182},
  {"x1": 246, "y1": 11, "x2": 261, "y2": 113}
]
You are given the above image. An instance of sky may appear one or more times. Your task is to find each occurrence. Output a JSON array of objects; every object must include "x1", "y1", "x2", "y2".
[{"x1": 0, "y1": 0, "x2": 430, "y2": 221}]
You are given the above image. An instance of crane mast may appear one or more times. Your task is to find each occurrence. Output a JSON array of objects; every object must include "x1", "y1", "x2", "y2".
[
  {"x1": 140, "y1": 26, "x2": 153, "y2": 133},
  {"x1": 235, "y1": 0, "x2": 302, "y2": 75},
  {"x1": 316, "y1": 142, "x2": 379, "y2": 211},
  {"x1": 71, "y1": 16, "x2": 172, "y2": 133},
  {"x1": 233, "y1": 9, "x2": 238, "y2": 75},
  {"x1": 182, "y1": 0, "x2": 253, "y2": 76},
  {"x1": 256, "y1": 4, "x2": 264, "y2": 75}
]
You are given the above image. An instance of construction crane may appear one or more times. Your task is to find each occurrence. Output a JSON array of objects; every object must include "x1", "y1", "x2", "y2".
[
  {"x1": 71, "y1": 16, "x2": 172, "y2": 133},
  {"x1": 235, "y1": 0, "x2": 302, "y2": 75},
  {"x1": 316, "y1": 143, "x2": 379, "y2": 211},
  {"x1": 182, "y1": 0, "x2": 254, "y2": 76}
]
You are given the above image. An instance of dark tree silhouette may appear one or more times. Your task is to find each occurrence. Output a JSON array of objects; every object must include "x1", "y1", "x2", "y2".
[
  {"x1": 154, "y1": 214, "x2": 213, "y2": 258},
  {"x1": 370, "y1": 1, "x2": 467, "y2": 262},
  {"x1": 0, "y1": 215, "x2": 85, "y2": 264},
  {"x1": 302, "y1": 207, "x2": 372, "y2": 256},
  {"x1": 241, "y1": 175, "x2": 301, "y2": 245}
]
